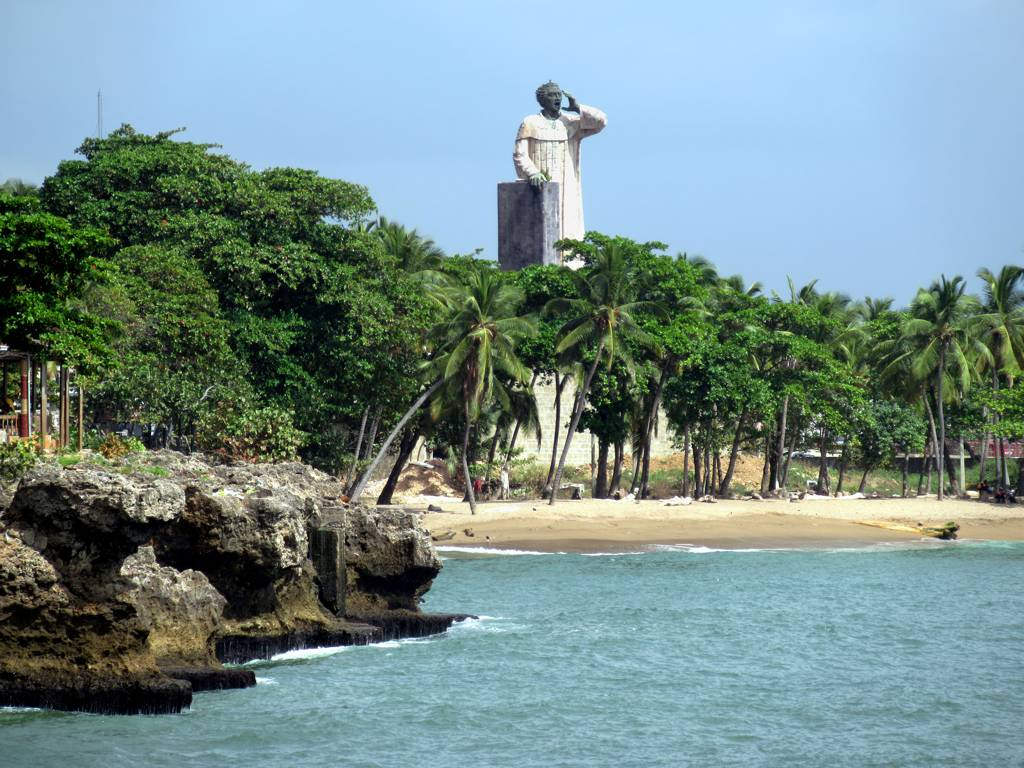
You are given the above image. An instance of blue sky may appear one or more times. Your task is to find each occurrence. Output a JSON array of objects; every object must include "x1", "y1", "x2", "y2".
[{"x1": 2, "y1": 0, "x2": 1022, "y2": 303}]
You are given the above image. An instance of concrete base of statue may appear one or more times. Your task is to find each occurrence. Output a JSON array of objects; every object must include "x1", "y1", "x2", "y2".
[{"x1": 497, "y1": 181, "x2": 561, "y2": 270}]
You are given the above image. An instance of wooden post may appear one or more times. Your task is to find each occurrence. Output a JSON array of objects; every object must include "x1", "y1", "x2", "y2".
[
  {"x1": 18, "y1": 358, "x2": 29, "y2": 438},
  {"x1": 77, "y1": 376, "x2": 84, "y2": 452},
  {"x1": 39, "y1": 361, "x2": 48, "y2": 451},
  {"x1": 62, "y1": 366, "x2": 70, "y2": 448}
]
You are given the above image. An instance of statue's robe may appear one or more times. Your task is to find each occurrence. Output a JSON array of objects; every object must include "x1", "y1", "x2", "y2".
[{"x1": 513, "y1": 104, "x2": 607, "y2": 246}]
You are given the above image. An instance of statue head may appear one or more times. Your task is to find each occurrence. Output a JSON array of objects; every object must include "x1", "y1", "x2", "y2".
[{"x1": 535, "y1": 80, "x2": 563, "y2": 115}]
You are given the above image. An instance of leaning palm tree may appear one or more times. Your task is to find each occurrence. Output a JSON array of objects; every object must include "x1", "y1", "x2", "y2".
[
  {"x1": 895, "y1": 276, "x2": 984, "y2": 499},
  {"x1": 349, "y1": 270, "x2": 534, "y2": 508},
  {"x1": 428, "y1": 270, "x2": 535, "y2": 514},
  {"x1": 544, "y1": 241, "x2": 660, "y2": 505}
]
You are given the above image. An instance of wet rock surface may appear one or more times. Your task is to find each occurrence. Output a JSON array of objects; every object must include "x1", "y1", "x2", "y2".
[{"x1": 0, "y1": 451, "x2": 464, "y2": 714}]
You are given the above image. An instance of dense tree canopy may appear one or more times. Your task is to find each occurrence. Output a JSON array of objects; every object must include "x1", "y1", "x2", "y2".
[{"x1": 7, "y1": 125, "x2": 1022, "y2": 501}]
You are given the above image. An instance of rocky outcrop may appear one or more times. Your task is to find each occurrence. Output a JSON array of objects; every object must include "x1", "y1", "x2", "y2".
[
  {"x1": 0, "y1": 450, "x2": 465, "y2": 714},
  {"x1": 341, "y1": 506, "x2": 443, "y2": 614}
]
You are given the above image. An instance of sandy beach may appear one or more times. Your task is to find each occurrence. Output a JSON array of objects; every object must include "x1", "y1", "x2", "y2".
[{"x1": 420, "y1": 495, "x2": 1024, "y2": 552}]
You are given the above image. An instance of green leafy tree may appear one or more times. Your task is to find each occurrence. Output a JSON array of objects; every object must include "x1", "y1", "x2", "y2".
[
  {"x1": 40, "y1": 125, "x2": 430, "y2": 469},
  {"x1": 0, "y1": 193, "x2": 114, "y2": 367}
]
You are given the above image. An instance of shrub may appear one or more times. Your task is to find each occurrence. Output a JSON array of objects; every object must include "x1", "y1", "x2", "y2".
[
  {"x1": 98, "y1": 433, "x2": 144, "y2": 459},
  {"x1": 0, "y1": 440, "x2": 39, "y2": 483},
  {"x1": 197, "y1": 398, "x2": 305, "y2": 463}
]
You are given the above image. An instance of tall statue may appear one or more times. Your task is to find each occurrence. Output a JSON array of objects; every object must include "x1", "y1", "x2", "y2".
[{"x1": 513, "y1": 81, "x2": 607, "y2": 242}]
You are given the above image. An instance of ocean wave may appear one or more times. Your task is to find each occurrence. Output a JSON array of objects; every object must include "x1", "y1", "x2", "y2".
[
  {"x1": 265, "y1": 645, "x2": 350, "y2": 662},
  {"x1": 254, "y1": 676, "x2": 277, "y2": 685},
  {"x1": 436, "y1": 546, "x2": 561, "y2": 556},
  {"x1": 654, "y1": 544, "x2": 798, "y2": 554},
  {"x1": 580, "y1": 550, "x2": 650, "y2": 557}
]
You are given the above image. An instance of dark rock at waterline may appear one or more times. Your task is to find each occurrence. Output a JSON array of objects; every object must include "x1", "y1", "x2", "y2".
[
  {"x1": 352, "y1": 610, "x2": 476, "y2": 641},
  {"x1": 160, "y1": 666, "x2": 256, "y2": 692},
  {"x1": 215, "y1": 622, "x2": 379, "y2": 665},
  {"x1": 0, "y1": 675, "x2": 193, "y2": 716},
  {"x1": 0, "y1": 451, "x2": 455, "y2": 714}
]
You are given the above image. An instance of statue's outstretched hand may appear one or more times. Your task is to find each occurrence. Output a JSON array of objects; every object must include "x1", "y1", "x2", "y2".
[
  {"x1": 563, "y1": 90, "x2": 579, "y2": 112},
  {"x1": 529, "y1": 173, "x2": 546, "y2": 188}
]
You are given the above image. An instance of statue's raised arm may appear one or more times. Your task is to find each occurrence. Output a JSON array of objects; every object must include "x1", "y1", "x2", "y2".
[{"x1": 513, "y1": 81, "x2": 606, "y2": 241}]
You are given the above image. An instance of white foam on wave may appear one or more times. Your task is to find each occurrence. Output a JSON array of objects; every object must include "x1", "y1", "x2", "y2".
[
  {"x1": 580, "y1": 550, "x2": 649, "y2": 557},
  {"x1": 254, "y1": 676, "x2": 277, "y2": 685},
  {"x1": 0, "y1": 706, "x2": 43, "y2": 713},
  {"x1": 655, "y1": 544, "x2": 796, "y2": 554},
  {"x1": 268, "y1": 645, "x2": 349, "y2": 662},
  {"x1": 436, "y1": 546, "x2": 560, "y2": 556}
]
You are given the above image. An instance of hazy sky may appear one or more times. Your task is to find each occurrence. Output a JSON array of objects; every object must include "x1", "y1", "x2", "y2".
[{"x1": 3, "y1": 0, "x2": 1022, "y2": 303}]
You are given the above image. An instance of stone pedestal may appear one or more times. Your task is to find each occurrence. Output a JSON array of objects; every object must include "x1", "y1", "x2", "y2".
[{"x1": 497, "y1": 181, "x2": 561, "y2": 270}]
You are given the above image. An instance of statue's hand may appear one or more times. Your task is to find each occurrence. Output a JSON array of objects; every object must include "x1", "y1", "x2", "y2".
[
  {"x1": 529, "y1": 173, "x2": 546, "y2": 188},
  {"x1": 563, "y1": 90, "x2": 579, "y2": 112}
]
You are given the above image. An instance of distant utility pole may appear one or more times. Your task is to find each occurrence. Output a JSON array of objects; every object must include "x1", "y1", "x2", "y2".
[{"x1": 96, "y1": 90, "x2": 103, "y2": 139}]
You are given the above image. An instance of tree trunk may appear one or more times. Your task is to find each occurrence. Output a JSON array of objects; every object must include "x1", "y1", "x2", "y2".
[
  {"x1": 1000, "y1": 436, "x2": 1010, "y2": 487},
  {"x1": 719, "y1": 411, "x2": 747, "y2": 497},
  {"x1": 857, "y1": 466, "x2": 871, "y2": 494},
  {"x1": 781, "y1": 419, "x2": 798, "y2": 487},
  {"x1": 835, "y1": 441, "x2": 849, "y2": 496},
  {"x1": 713, "y1": 450, "x2": 721, "y2": 496},
  {"x1": 350, "y1": 379, "x2": 442, "y2": 503},
  {"x1": 816, "y1": 426, "x2": 830, "y2": 494},
  {"x1": 923, "y1": 392, "x2": 940, "y2": 498},
  {"x1": 772, "y1": 395, "x2": 789, "y2": 492},
  {"x1": 629, "y1": 440, "x2": 644, "y2": 494},
  {"x1": 363, "y1": 409, "x2": 381, "y2": 460},
  {"x1": 694, "y1": 438, "x2": 704, "y2": 498},
  {"x1": 959, "y1": 433, "x2": 966, "y2": 496},
  {"x1": 760, "y1": 430, "x2": 772, "y2": 496},
  {"x1": 549, "y1": 344, "x2": 604, "y2": 506},
  {"x1": 942, "y1": 440, "x2": 960, "y2": 497},
  {"x1": 611, "y1": 441, "x2": 623, "y2": 495},
  {"x1": 703, "y1": 441, "x2": 712, "y2": 495},
  {"x1": 639, "y1": 367, "x2": 668, "y2": 499},
  {"x1": 901, "y1": 450, "x2": 910, "y2": 497},
  {"x1": 1016, "y1": 452, "x2": 1024, "y2": 496},
  {"x1": 484, "y1": 429, "x2": 501, "y2": 488},
  {"x1": 595, "y1": 439, "x2": 609, "y2": 498},
  {"x1": 345, "y1": 406, "x2": 370, "y2": 490},
  {"x1": 917, "y1": 431, "x2": 930, "y2": 495},
  {"x1": 978, "y1": 428, "x2": 989, "y2": 483},
  {"x1": 461, "y1": 401, "x2": 477, "y2": 514},
  {"x1": 681, "y1": 424, "x2": 691, "y2": 497},
  {"x1": 544, "y1": 372, "x2": 565, "y2": 496},
  {"x1": 503, "y1": 371, "x2": 538, "y2": 469},
  {"x1": 936, "y1": 347, "x2": 946, "y2": 500},
  {"x1": 377, "y1": 430, "x2": 418, "y2": 505}
]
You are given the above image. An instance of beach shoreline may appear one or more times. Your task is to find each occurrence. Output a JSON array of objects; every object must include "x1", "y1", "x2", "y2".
[{"x1": 420, "y1": 496, "x2": 1024, "y2": 553}]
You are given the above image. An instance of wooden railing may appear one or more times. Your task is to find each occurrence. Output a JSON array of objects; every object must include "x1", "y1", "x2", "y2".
[{"x1": 0, "y1": 413, "x2": 18, "y2": 439}]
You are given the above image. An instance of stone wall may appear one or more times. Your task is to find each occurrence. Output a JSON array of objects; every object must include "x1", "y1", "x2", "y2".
[{"x1": 515, "y1": 376, "x2": 678, "y2": 467}]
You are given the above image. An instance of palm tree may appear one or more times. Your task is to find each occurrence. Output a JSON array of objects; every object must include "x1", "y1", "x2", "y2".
[
  {"x1": 545, "y1": 241, "x2": 659, "y2": 505},
  {"x1": 973, "y1": 266, "x2": 1024, "y2": 486},
  {"x1": 348, "y1": 270, "x2": 533, "y2": 508},
  {"x1": 0, "y1": 178, "x2": 38, "y2": 196},
  {"x1": 857, "y1": 296, "x2": 895, "y2": 322},
  {"x1": 373, "y1": 216, "x2": 446, "y2": 276},
  {"x1": 896, "y1": 276, "x2": 984, "y2": 499},
  {"x1": 429, "y1": 270, "x2": 535, "y2": 514}
]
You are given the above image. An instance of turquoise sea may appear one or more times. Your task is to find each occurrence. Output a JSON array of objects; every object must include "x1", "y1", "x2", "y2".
[{"x1": 3, "y1": 540, "x2": 1024, "y2": 767}]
